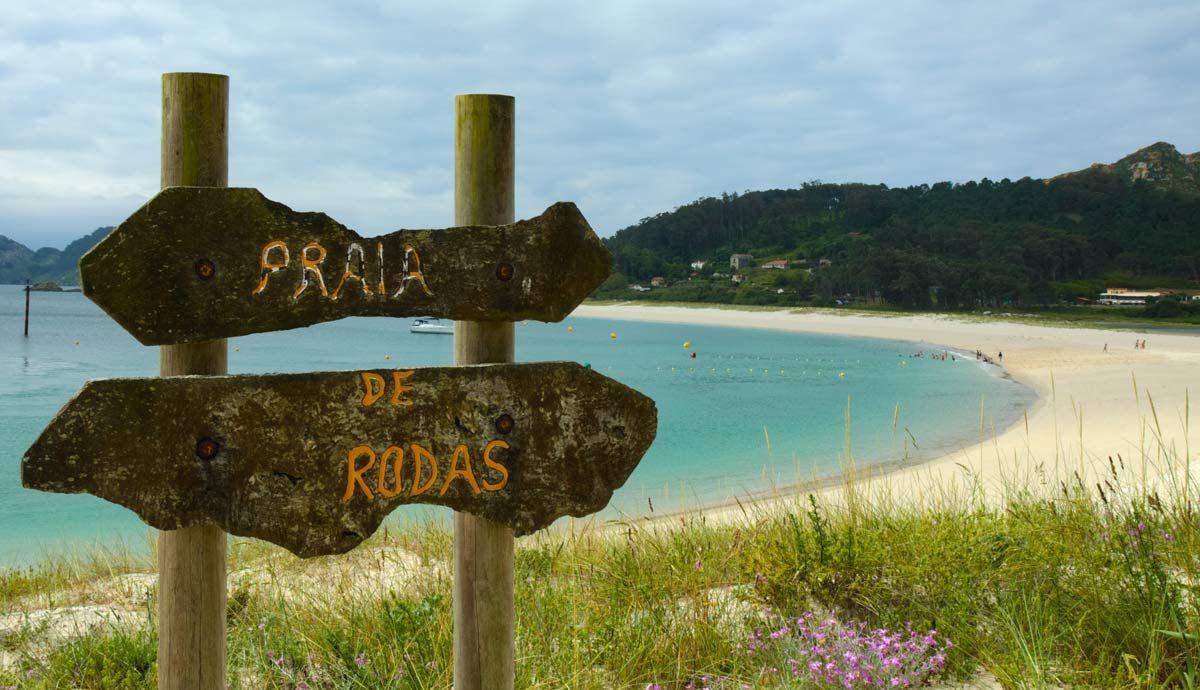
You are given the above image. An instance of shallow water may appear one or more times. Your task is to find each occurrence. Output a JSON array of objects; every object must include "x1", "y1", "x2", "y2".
[{"x1": 0, "y1": 285, "x2": 1033, "y2": 564}]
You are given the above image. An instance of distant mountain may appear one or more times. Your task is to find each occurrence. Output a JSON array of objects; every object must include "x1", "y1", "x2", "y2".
[
  {"x1": 0, "y1": 226, "x2": 113, "y2": 285},
  {"x1": 600, "y1": 142, "x2": 1200, "y2": 310},
  {"x1": 1056, "y1": 142, "x2": 1200, "y2": 196}
]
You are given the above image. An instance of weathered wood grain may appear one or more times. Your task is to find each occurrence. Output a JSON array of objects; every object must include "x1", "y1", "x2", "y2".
[
  {"x1": 158, "y1": 71, "x2": 229, "y2": 690},
  {"x1": 22, "y1": 362, "x2": 656, "y2": 557},
  {"x1": 453, "y1": 93, "x2": 517, "y2": 690},
  {"x1": 80, "y1": 187, "x2": 610, "y2": 345}
]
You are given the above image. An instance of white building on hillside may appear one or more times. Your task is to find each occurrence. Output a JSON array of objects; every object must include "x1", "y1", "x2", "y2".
[{"x1": 1097, "y1": 288, "x2": 1163, "y2": 305}]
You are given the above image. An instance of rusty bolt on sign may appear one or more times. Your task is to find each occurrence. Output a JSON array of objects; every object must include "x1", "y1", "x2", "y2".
[
  {"x1": 494, "y1": 413, "x2": 515, "y2": 435},
  {"x1": 194, "y1": 258, "x2": 216, "y2": 280},
  {"x1": 495, "y1": 263, "x2": 514, "y2": 281},
  {"x1": 194, "y1": 437, "x2": 220, "y2": 460}
]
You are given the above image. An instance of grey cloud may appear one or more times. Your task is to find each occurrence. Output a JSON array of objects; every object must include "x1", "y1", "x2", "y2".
[{"x1": 1, "y1": 0, "x2": 1197, "y2": 249}]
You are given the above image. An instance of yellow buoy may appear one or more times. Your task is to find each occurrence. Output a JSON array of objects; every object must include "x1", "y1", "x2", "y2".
[
  {"x1": 567, "y1": 325, "x2": 574, "y2": 332},
  {"x1": 234, "y1": 347, "x2": 240, "y2": 352},
  {"x1": 683, "y1": 341, "x2": 691, "y2": 349},
  {"x1": 610, "y1": 332, "x2": 617, "y2": 339},
  {"x1": 839, "y1": 372, "x2": 846, "y2": 379},
  {"x1": 384, "y1": 355, "x2": 391, "y2": 360},
  {"x1": 74, "y1": 340, "x2": 79, "y2": 346}
]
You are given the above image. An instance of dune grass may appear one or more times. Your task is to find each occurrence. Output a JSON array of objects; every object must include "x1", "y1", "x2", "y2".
[{"x1": 0, "y1": 452, "x2": 1195, "y2": 689}]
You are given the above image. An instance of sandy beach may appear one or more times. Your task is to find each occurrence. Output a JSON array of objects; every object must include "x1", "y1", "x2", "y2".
[{"x1": 574, "y1": 303, "x2": 1200, "y2": 511}]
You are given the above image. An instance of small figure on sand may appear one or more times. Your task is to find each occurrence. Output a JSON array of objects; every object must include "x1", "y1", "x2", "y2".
[{"x1": 973, "y1": 349, "x2": 997, "y2": 365}]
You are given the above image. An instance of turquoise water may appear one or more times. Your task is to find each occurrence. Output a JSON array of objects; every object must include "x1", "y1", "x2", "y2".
[{"x1": 0, "y1": 285, "x2": 1033, "y2": 564}]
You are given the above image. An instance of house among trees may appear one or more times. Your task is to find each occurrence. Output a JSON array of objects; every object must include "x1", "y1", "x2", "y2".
[
  {"x1": 651, "y1": 276, "x2": 667, "y2": 287},
  {"x1": 731, "y1": 274, "x2": 746, "y2": 284},
  {"x1": 762, "y1": 259, "x2": 789, "y2": 270},
  {"x1": 690, "y1": 260, "x2": 707, "y2": 270},
  {"x1": 819, "y1": 258, "x2": 833, "y2": 268},
  {"x1": 730, "y1": 254, "x2": 753, "y2": 269},
  {"x1": 1097, "y1": 288, "x2": 1163, "y2": 305}
]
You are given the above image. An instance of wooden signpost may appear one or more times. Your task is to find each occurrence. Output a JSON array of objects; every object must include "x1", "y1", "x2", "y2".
[
  {"x1": 453, "y1": 94, "x2": 518, "y2": 690},
  {"x1": 19, "y1": 76, "x2": 656, "y2": 690},
  {"x1": 156, "y1": 72, "x2": 229, "y2": 690},
  {"x1": 23, "y1": 363, "x2": 655, "y2": 557},
  {"x1": 81, "y1": 188, "x2": 609, "y2": 344}
]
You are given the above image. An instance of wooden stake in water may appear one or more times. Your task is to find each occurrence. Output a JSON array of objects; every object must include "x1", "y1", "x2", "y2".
[
  {"x1": 157, "y1": 72, "x2": 229, "y2": 690},
  {"x1": 23, "y1": 280, "x2": 30, "y2": 337},
  {"x1": 453, "y1": 93, "x2": 516, "y2": 690}
]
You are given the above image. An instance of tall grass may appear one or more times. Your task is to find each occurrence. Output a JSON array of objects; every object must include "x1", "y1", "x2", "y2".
[{"x1": 1, "y1": 436, "x2": 1197, "y2": 687}]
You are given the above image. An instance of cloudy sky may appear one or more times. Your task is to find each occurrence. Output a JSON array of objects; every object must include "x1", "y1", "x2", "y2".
[{"x1": 2, "y1": 1, "x2": 1198, "y2": 249}]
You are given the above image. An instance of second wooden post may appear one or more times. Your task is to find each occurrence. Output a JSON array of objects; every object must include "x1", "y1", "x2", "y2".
[
  {"x1": 158, "y1": 71, "x2": 229, "y2": 690},
  {"x1": 453, "y1": 94, "x2": 516, "y2": 690}
]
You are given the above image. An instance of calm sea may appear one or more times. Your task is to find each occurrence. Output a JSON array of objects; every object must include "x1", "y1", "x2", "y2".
[{"x1": 0, "y1": 285, "x2": 1033, "y2": 564}]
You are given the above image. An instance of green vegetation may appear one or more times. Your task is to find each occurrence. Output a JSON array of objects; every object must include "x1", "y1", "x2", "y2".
[
  {"x1": 1, "y1": 445, "x2": 1197, "y2": 688},
  {"x1": 599, "y1": 143, "x2": 1200, "y2": 318},
  {"x1": 0, "y1": 227, "x2": 112, "y2": 286}
]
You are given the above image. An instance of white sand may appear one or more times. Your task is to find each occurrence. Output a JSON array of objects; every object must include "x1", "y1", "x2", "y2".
[{"x1": 573, "y1": 303, "x2": 1200, "y2": 512}]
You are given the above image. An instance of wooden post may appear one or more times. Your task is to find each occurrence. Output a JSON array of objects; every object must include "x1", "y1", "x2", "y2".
[
  {"x1": 23, "y1": 280, "x2": 30, "y2": 337},
  {"x1": 453, "y1": 94, "x2": 516, "y2": 690},
  {"x1": 157, "y1": 72, "x2": 228, "y2": 690}
]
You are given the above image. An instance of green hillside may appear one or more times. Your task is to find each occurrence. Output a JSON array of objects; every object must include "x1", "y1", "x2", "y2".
[
  {"x1": 1057, "y1": 141, "x2": 1200, "y2": 197},
  {"x1": 599, "y1": 142, "x2": 1200, "y2": 315},
  {"x1": 0, "y1": 226, "x2": 113, "y2": 285}
]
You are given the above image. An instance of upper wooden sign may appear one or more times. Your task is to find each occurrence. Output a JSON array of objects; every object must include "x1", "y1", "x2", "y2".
[
  {"x1": 22, "y1": 362, "x2": 656, "y2": 557},
  {"x1": 80, "y1": 187, "x2": 611, "y2": 345}
]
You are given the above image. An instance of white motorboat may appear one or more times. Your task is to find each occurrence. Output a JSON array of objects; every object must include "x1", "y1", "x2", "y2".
[{"x1": 410, "y1": 317, "x2": 454, "y2": 335}]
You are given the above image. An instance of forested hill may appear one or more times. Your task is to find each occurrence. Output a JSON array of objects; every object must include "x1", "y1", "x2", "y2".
[
  {"x1": 600, "y1": 142, "x2": 1200, "y2": 309},
  {"x1": 0, "y1": 226, "x2": 113, "y2": 285}
]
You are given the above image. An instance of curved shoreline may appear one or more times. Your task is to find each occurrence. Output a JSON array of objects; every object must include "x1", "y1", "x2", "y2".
[{"x1": 571, "y1": 303, "x2": 1200, "y2": 519}]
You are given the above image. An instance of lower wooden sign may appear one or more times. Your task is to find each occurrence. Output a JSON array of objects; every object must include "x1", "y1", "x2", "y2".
[{"x1": 22, "y1": 362, "x2": 656, "y2": 557}]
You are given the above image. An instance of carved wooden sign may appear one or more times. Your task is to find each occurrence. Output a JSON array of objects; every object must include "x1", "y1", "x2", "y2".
[
  {"x1": 80, "y1": 187, "x2": 611, "y2": 345},
  {"x1": 22, "y1": 362, "x2": 656, "y2": 557}
]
